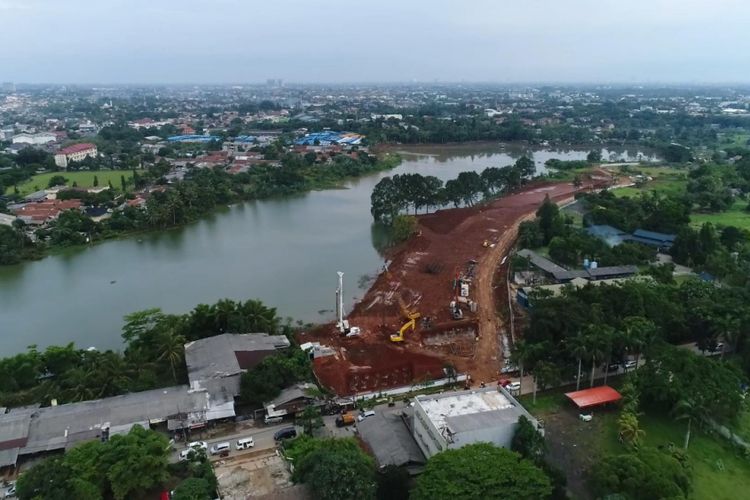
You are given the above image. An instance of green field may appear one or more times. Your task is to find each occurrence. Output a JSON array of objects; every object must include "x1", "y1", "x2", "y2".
[
  {"x1": 691, "y1": 199, "x2": 750, "y2": 230},
  {"x1": 6, "y1": 170, "x2": 134, "y2": 195},
  {"x1": 613, "y1": 166, "x2": 688, "y2": 198},
  {"x1": 524, "y1": 386, "x2": 750, "y2": 500}
]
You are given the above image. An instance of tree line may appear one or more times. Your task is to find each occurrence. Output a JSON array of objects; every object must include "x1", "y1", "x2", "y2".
[
  {"x1": 371, "y1": 156, "x2": 536, "y2": 224},
  {"x1": 15, "y1": 425, "x2": 217, "y2": 500},
  {"x1": 0, "y1": 298, "x2": 284, "y2": 408}
]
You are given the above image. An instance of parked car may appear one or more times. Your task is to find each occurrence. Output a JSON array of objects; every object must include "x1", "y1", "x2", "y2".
[
  {"x1": 579, "y1": 413, "x2": 593, "y2": 422},
  {"x1": 179, "y1": 449, "x2": 192, "y2": 461},
  {"x1": 236, "y1": 437, "x2": 255, "y2": 450},
  {"x1": 188, "y1": 440, "x2": 207, "y2": 451},
  {"x1": 210, "y1": 442, "x2": 231, "y2": 455},
  {"x1": 274, "y1": 427, "x2": 297, "y2": 441},
  {"x1": 624, "y1": 360, "x2": 638, "y2": 370},
  {"x1": 4, "y1": 485, "x2": 16, "y2": 498},
  {"x1": 607, "y1": 363, "x2": 620, "y2": 372},
  {"x1": 498, "y1": 379, "x2": 511, "y2": 387},
  {"x1": 506, "y1": 381, "x2": 521, "y2": 392},
  {"x1": 357, "y1": 410, "x2": 376, "y2": 422}
]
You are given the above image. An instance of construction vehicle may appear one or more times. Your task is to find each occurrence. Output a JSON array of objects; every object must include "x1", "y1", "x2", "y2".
[
  {"x1": 450, "y1": 300, "x2": 463, "y2": 320},
  {"x1": 390, "y1": 297, "x2": 421, "y2": 342},
  {"x1": 335, "y1": 272, "x2": 360, "y2": 337},
  {"x1": 335, "y1": 412, "x2": 356, "y2": 427}
]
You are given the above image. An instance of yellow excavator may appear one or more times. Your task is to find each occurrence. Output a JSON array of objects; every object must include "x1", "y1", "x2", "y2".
[{"x1": 390, "y1": 297, "x2": 421, "y2": 342}]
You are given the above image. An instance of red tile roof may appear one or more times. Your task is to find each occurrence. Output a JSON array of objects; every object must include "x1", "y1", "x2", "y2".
[{"x1": 58, "y1": 143, "x2": 97, "y2": 155}]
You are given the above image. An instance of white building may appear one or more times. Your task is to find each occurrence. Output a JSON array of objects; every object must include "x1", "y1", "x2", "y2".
[
  {"x1": 412, "y1": 386, "x2": 541, "y2": 458},
  {"x1": 54, "y1": 143, "x2": 98, "y2": 168},
  {"x1": 12, "y1": 133, "x2": 56, "y2": 145}
]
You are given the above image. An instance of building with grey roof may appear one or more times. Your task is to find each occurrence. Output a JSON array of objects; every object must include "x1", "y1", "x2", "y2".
[
  {"x1": 185, "y1": 333, "x2": 290, "y2": 398},
  {"x1": 412, "y1": 386, "x2": 540, "y2": 459},
  {"x1": 0, "y1": 384, "x2": 232, "y2": 470},
  {"x1": 358, "y1": 407, "x2": 426, "y2": 474}
]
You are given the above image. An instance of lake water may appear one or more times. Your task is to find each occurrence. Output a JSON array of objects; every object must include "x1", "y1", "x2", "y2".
[{"x1": 0, "y1": 144, "x2": 655, "y2": 354}]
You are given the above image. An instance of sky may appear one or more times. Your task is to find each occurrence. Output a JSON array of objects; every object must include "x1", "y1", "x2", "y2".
[{"x1": 1, "y1": 0, "x2": 749, "y2": 84}]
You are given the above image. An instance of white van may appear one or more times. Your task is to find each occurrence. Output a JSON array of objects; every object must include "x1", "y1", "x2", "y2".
[
  {"x1": 236, "y1": 437, "x2": 255, "y2": 450},
  {"x1": 357, "y1": 410, "x2": 376, "y2": 422},
  {"x1": 210, "y1": 442, "x2": 231, "y2": 455}
]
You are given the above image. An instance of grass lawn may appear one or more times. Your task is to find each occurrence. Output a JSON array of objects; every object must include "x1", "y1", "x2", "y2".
[
  {"x1": 6, "y1": 170, "x2": 133, "y2": 195},
  {"x1": 691, "y1": 199, "x2": 750, "y2": 231},
  {"x1": 524, "y1": 384, "x2": 750, "y2": 500}
]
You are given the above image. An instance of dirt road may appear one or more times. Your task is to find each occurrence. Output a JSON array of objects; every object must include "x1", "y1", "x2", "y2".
[{"x1": 302, "y1": 174, "x2": 614, "y2": 396}]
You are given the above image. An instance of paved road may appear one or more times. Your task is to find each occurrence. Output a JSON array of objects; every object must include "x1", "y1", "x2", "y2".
[{"x1": 173, "y1": 422, "x2": 293, "y2": 462}]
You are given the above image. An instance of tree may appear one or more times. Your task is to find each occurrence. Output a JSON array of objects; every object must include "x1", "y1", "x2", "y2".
[
  {"x1": 590, "y1": 447, "x2": 692, "y2": 499},
  {"x1": 376, "y1": 465, "x2": 410, "y2": 500},
  {"x1": 93, "y1": 175, "x2": 99, "y2": 187},
  {"x1": 391, "y1": 214, "x2": 417, "y2": 243},
  {"x1": 299, "y1": 404, "x2": 323, "y2": 435},
  {"x1": 16, "y1": 457, "x2": 101, "y2": 500},
  {"x1": 511, "y1": 415, "x2": 546, "y2": 463},
  {"x1": 295, "y1": 438, "x2": 376, "y2": 500},
  {"x1": 671, "y1": 397, "x2": 703, "y2": 450},
  {"x1": 617, "y1": 411, "x2": 645, "y2": 448},
  {"x1": 171, "y1": 478, "x2": 212, "y2": 500},
  {"x1": 371, "y1": 176, "x2": 403, "y2": 224},
  {"x1": 587, "y1": 150, "x2": 602, "y2": 163},
  {"x1": 412, "y1": 443, "x2": 552, "y2": 500},
  {"x1": 568, "y1": 333, "x2": 588, "y2": 391},
  {"x1": 536, "y1": 195, "x2": 565, "y2": 245},
  {"x1": 47, "y1": 175, "x2": 68, "y2": 188}
]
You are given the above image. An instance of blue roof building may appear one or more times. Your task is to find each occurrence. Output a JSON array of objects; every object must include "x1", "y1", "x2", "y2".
[{"x1": 167, "y1": 135, "x2": 220, "y2": 143}]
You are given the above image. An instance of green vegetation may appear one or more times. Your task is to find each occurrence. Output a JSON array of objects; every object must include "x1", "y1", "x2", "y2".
[
  {"x1": 239, "y1": 348, "x2": 312, "y2": 408},
  {"x1": 412, "y1": 443, "x2": 552, "y2": 500},
  {"x1": 371, "y1": 156, "x2": 535, "y2": 224},
  {"x1": 691, "y1": 199, "x2": 750, "y2": 230},
  {"x1": 284, "y1": 436, "x2": 377, "y2": 500},
  {"x1": 16, "y1": 425, "x2": 217, "y2": 500},
  {"x1": 6, "y1": 170, "x2": 134, "y2": 195}
]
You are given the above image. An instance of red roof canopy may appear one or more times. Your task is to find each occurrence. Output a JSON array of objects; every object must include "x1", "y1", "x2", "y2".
[{"x1": 565, "y1": 386, "x2": 622, "y2": 409}]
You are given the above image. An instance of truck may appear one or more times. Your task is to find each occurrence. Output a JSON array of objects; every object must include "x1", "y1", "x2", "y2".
[{"x1": 335, "y1": 412, "x2": 356, "y2": 427}]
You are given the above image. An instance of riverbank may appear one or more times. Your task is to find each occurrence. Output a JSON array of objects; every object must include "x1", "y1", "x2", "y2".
[
  {"x1": 1, "y1": 153, "x2": 402, "y2": 266},
  {"x1": 0, "y1": 145, "x2": 643, "y2": 355},
  {"x1": 301, "y1": 170, "x2": 615, "y2": 396}
]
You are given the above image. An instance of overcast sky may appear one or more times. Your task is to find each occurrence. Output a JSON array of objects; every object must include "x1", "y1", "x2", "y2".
[{"x1": 1, "y1": 0, "x2": 749, "y2": 84}]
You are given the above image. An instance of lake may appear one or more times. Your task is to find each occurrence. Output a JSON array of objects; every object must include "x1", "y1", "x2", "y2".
[{"x1": 0, "y1": 144, "x2": 655, "y2": 354}]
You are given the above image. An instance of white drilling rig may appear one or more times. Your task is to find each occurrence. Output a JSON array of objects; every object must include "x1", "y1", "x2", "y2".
[{"x1": 335, "y1": 271, "x2": 360, "y2": 337}]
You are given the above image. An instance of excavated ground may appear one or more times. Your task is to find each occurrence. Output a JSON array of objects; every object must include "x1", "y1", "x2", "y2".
[{"x1": 300, "y1": 172, "x2": 614, "y2": 396}]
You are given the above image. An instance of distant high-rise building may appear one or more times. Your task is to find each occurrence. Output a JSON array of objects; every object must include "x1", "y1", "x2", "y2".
[
  {"x1": 1, "y1": 82, "x2": 15, "y2": 93},
  {"x1": 266, "y1": 78, "x2": 283, "y2": 88}
]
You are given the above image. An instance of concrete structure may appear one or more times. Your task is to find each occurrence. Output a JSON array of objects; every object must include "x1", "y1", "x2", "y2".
[
  {"x1": 12, "y1": 132, "x2": 56, "y2": 145},
  {"x1": 185, "y1": 333, "x2": 290, "y2": 398},
  {"x1": 54, "y1": 143, "x2": 98, "y2": 168},
  {"x1": 412, "y1": 386, "x2": 540, "y2": 458}
]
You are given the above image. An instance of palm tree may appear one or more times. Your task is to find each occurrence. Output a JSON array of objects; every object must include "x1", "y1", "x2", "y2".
[
  {"x1": 601, "y1": 326, "x2": 617, "y2": 386},
  {"x1": 568, "y1": 333, "x2": 588, "y2": 391},
  {"x1": 622, "y1": 316, "x2": 651, "y2": 370},
  {"x1": 584, "y1": 326, "x2": 606, "y2": 388},
  {"x1": 157, "y1": 330, "x2": 186, "y2": 382},
  {"x1": 617, "y1": 411, "x2": 645, "y2": 448},
  {"x1": 241, "y1": 299, "x2": 280, "y2": 334},
  {"x1": 671, "y1": 397, "x2": 705, "y2": 450}
]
